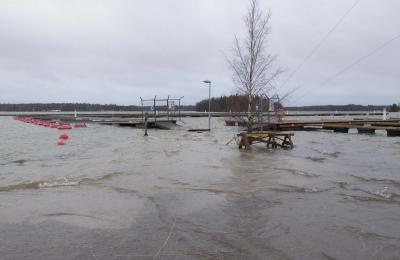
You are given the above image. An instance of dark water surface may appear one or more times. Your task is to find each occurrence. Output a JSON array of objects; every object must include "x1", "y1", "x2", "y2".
[{"x1": 1, "y1": 116, "x2": 400, "y2": 259}]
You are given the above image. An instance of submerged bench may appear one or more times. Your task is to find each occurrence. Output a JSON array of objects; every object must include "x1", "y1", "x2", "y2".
[{"x1": 238, "y1": 131, "x2": 294, "y2": 149}]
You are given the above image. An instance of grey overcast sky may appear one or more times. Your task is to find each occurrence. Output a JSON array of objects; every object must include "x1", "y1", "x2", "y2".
[{"x1": 0, "y1": 0, "x2": 399, "y2": 106}]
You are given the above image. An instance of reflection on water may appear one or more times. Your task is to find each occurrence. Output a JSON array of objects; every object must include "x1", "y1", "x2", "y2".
[{"x1": 1, "y1": 116, "x2": 400, "y2": 259}]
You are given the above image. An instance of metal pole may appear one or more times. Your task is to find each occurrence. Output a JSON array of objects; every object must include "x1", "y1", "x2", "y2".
[
  {"x1": 178, "y1": 98, "x2": 181, "y2": 120},
  {"x1": 140, "y1": 97, "x2": 144, "y2": 120},
  {"x1": 179, "y1": 96, "x2": 184, "y2": 121},
  {"x1": 167, "y1": 95, "x2": 170, "y2": 121},
  {"x1": 154, "y1": 95, "x2": 157, "y2": 123},
  {"x1": 208, "y1": 82, "x2": 211, "y2": 130},
  {"x1": 144, "y1": 112, "x2": 148, "y2": 136}
]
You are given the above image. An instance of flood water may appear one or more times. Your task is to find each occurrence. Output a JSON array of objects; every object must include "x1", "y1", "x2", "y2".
[{"x1": 1, "y1": 115, "x2": 400, "y2": 259}]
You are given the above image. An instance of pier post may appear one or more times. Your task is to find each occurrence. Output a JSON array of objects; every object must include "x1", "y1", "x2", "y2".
[
  {"x1": 383, "y1": 108, "x2": 387, "y2": 121},
  {"x1": 144, "y1": 112, "x2": 148, "y2": 136},
  {"x1": 140, "y1": 97, "x2": 144, "y2": 120},
  {"x1": 333, "y1": 128, "x2": 349, "y2": 133},
  {"x1": 357, "y1": 128, "x2": 375, "y2": 134},
  {"x1": 387, "y1": 129, "x2": 400, "y2": 137},
  {"x1": 153, "y1": 95, "x2": 157, "y2": 123}
]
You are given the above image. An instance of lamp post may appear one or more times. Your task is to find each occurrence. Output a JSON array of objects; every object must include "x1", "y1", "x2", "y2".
[{"x1": 203, "y1": 80, "x2": 211, "y2": 130}]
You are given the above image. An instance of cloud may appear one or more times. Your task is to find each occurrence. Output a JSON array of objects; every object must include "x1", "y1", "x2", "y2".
[{"x1": 0, "y1": 0, "x2": 399, "y2": 106}]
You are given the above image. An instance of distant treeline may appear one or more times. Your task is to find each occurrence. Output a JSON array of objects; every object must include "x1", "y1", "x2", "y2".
[
  {"x1": 0, "y1": 103, "x2": 195, "y2": 112},
  {"x1": 195, "y1": 95, "x2": 280, "y2": 112},
  {"x1": 1, "y1": 102, "x2": 398, "y2": 113},
  {"x1": 195, "y1": 96, "x2": 399, "y2": 112},
  {"x1": 286, "y1": 104, "x2": 390, "y2": 112}
]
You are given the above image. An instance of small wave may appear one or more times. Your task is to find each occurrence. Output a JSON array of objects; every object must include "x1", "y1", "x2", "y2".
[
  {"x1": 323, "y1": 151, "x2": 341, "y2": 158},
  {"x1": 157, "y1": 176, "x2": 191, "y2": 187},
  {"x1": 209, "y1": 165, "x2": 223, "y2": 169},
  {"x1": 371, "y1": 188, "x2": 400, "y2": 201},
  {"x1": 39, "y1": 178, "x2": 80, "y2": 188},
  {"x1": 163, "y1": 148, "x2": 181, "y2": 157},
  {"x1": 373, "y1": 187, "x2": 392, "y2": 199},
  {"x1": 268, "y1": 167, "x2": 320, "y2": 178},
  {"x1": 109, "y1": 186, "x2": 138, "y2": 194},
  {"x1": 333, "y1": 181, "x2": 349, "y2": 189},
  {"x1": 0, "y1": 172, "x2": 126, "y2": 192},
  {"x1": 144, "y1": 136, "x2": 160, "y2": 141},
  {"x1": 12, "y1": 159, "x2": 28, "y2": 165},
  {"x1": 0, "y1": 177, "x2": 80, "y2": 192},
  {"x1": 271, "y1": 184, "x2": 333, "y2": 193},
  {"x1": 351, "y1": 186, "x2": 400, "y2": 202},
  {"x1": 286, "y1": 169, "x2": 320, "y2": 178},
  {"x1": 349, "y1": 174, "x2": 400, "y2": 187},
  {"x1": 305, "y1": 156, "x2": 326, "y2": 162},
  {"x1": 340, "y1": 191, "x2": 400, "y2": 204},
  {"x1": 0, "y1": 182, "x2": 41, "y2": 192},
  {"x1": 81, "y1": 171, "x2": 126, "y2": 183},
  {"x1": 344, "y1": 226, "x2": 399, "y2": 240},
  {"x1": 182, "y1": 186, "x2": 242, "y2": 195},
  {"x1": 42, "y1": 212, "x2": 100, "y2": 220}
]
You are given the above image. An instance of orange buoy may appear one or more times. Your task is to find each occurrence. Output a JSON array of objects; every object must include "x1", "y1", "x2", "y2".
[
  {"x1": 59, "y1": 133, "x2": 69, "y2": 140},
  {"x1": 57, "y1": 140, "x2": 66, "y2": 145}
]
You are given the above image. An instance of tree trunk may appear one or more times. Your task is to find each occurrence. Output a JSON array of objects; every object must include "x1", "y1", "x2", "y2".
[{"x1": 247, "y1": 92, "x2": 253, "y2": 132}]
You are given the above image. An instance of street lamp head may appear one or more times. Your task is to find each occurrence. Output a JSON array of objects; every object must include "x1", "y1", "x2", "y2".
[{"x1": 203, "y1": 80, "x2": 211, "y2": 84}]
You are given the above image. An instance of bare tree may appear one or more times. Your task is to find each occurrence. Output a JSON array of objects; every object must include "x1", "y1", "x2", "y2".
[{"x1": 228, "y1": 0, "x2": 283, "y2": 131}]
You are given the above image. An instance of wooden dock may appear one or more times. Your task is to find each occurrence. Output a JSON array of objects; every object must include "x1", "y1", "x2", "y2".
[
  {"x1": 250, "y1": 119, "x2": 400, "y2": 136},
  {"x1": 96, "y1": 119, "x2": 177, "y2": 130}
]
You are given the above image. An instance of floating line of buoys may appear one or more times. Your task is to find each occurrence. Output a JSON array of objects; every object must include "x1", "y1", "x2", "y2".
[
  {"x1": 57, "y1": 124, "x2": 72, "y2": 130},
  {"x1": 14, "y1": 117, "x2": 87, "y2": 131},
  {"x1": 14, "y1": 117, "x2": 85, "y2": 146},
  {"x1": 74, "y1": 123, "x2": 87, "y2": 128},
  {"x1": 14, "y1": 117, "x2": 88, "y2": 146}
]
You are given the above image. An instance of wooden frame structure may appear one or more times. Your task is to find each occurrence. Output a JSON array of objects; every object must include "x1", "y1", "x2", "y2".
[
  {"x1": 139, "y1": 96, "x2": 184, "y2": 122},
  {"x1": 238, "y1": 131, "x2": 294, "y2": 149}
]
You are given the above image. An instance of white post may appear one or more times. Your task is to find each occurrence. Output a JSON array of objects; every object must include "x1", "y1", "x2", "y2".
[
  {"x1": 383, "y1": 108, "x2": 387, "y2": 121},
  {"x1": 74, "y1": 109, "x2": 77, "y2": 118},
  {"x1": 208, "y1": 82, "x2": 211, "y2": 130},
  {"x1": 203, "y1": 80, "x2": 212, "y2": 130}
]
